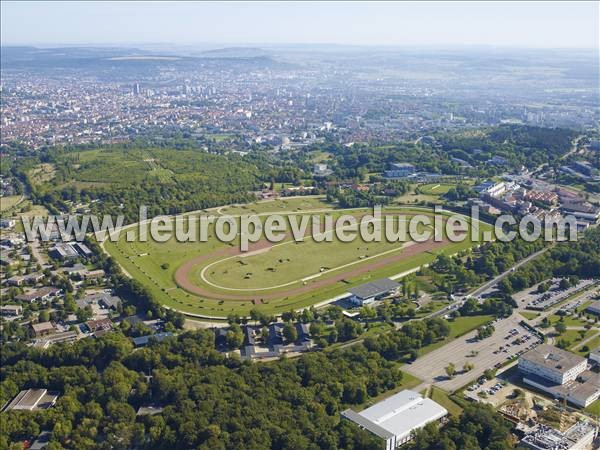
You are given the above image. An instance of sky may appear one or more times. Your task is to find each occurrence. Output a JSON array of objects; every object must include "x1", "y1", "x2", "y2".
[{"x1": 1, "y1": 1, "x2": 598, "y2": 49}]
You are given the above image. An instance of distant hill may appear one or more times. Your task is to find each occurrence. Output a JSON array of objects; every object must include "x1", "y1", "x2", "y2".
[
  {"x1": 0, "y1": 45, "x2": 290, "y2": 73},
  {"x1": 200, "y1": 47, "x2": 269, "y2": 58}
]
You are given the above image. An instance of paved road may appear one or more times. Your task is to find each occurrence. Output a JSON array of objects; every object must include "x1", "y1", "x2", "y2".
[
  {"x1": 559, "y1": 136, "x2": 583, "y2": 161},
  {"x1": 30, "y1": 240, "x2": 48, "y2": 265},
  {"x1": 468, "y1": 248, "x2": 550, "y2": 298},
  {"x1": 333, "y1": 247, "x2": 555, "y2": 352}
]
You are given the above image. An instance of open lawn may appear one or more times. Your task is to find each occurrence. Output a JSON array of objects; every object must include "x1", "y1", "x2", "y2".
[
  {"x1": 13, "y1": 203, "x2": 49, "y2": 232},
  {"x1": 216, "y1": 197, "x2": 333, "y2": 216},
  {"x1": 549, "y1": 314, "x2": 594, "y2": 328},
  {"x1": 574, "y1": 333, "x2": 600, "y2": 355},
  {"x1": 0, "y1": 195, "x2": 22, "y2": 212},
  {"x1": 200, "y1": 217, "x2": 431, "y2": 291},
  {"x1": 418, "y1": 183, "x2": 455, "y2": 196},
  {"x1": 447, "y1": 315, "x2": 495, "y2": 338},
  {"x1": 558, "y1": 329, "x2": 595, "y2": 350},
  {"x1": 429, "y1": 386, "x2": 463, "y2": 416},
  {"x1": 104, "y1": 201, "x2": 490, "y2": 318},
  {"x1": 393, "y1": 187, "x2": 439, "y2": 204},
  {"x1": 519, "y1": 311, "x2": 540, "y2": 320},
  {"x1": 586, "y1": 399, "x2": 600, "y2": 416},
  {"x1": 415, "y1": 301, "x2": 448, "y2": 318},
  {"x1": 417, "y1": 315, "x2": 495, "y2": 356}
]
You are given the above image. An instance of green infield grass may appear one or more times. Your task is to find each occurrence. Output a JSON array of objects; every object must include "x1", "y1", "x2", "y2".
[
  {"x1": 418, "y1": 183, "x2": 456, "y2": 195},
  {"x1": 104, "y1": 201, "x2": 490, "y2": 318}
]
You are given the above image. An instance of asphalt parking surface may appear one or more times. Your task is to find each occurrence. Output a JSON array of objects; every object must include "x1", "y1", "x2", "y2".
[{"x1": 403, "y1": 314, "x2": 542, "y2": 392}]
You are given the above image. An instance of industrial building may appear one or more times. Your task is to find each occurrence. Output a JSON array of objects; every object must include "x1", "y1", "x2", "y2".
[
  {"x1": 384, "y1": 163, "x2": 416, "y2": 179},
  {"x1": 518, "y1": 344, "x2": 600, "y2": 408},
  {"x1": 519, "y1": 344, "x2": 587, "y2": 385},
  {"x1": 49, "y1": 242, "x2": 93, "y2": 260},
  {"x1": 3, "y1": 389, "x2": 59, "y2": 411},
  {"x1": 520, "y1": 422, "x2": 597, "y2": 450},
  {"x1": 341, "y1": 390, "x2": 447, "y2": 449}
]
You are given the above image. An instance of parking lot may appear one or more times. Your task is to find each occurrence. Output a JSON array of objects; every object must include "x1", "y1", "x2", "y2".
[
  {"x1": 463, "y1": 376, "x2": 515, "y2": 406},
  {"x1": 403, "y1": 314, "x2": 542, "y2": 392},
  {"x1": 513, "y1": 278, "x2": 596, "y2": 311}
]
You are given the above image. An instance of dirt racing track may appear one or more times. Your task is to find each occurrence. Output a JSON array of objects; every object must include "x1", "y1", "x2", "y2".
[
  {"x1": 173, "y1": 233, "x2": 455, "y2": 301},
  {"x1": 102, "y1": 202, "x2": 483, "y2": 317}
]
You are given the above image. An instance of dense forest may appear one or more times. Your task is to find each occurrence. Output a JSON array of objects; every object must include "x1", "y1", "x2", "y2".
[
  {"x1": 436, "y1": 125, "x2": 577, "y2": 171},
  {"x1": 501, "y1": 226, "x2": 600, "y2": 293},
  {"x1": 3, "y1": 125, "x2": 577, "y2": 222},
  {"x1": 423, "y1": 232, "x2": 548, "y2": 297},
  {"x1": 282, "y1": 125, "x2": 577, "y2": 182},
  {"x1": 0, "y1": 314, "x2": 513, "y2": 449},
  {"x1": 23, "y1": 145, "x2": 266, "y2": 222},
  {"x1": 0, "y1": 126, "x2": 583, "y2": 449},
  {"x1": 407, "y1": 404, "x2": 513, "y2": 450}
]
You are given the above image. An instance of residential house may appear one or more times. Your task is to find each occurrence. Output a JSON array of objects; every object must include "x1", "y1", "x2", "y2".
[
  {"x1": 16, "y1": 287, "x2": 61, "y2": 303},
  {"x1": 30, "y1": 322, "x2": 56, "y2": 338},
  {"x1": 0, "y1": 304, "x2": 23, "y2": 316}
]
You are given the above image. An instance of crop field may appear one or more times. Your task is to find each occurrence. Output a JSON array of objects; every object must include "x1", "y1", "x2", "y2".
[{"x1": 104, "y1": 198, "x2": 491, "y2": 318}]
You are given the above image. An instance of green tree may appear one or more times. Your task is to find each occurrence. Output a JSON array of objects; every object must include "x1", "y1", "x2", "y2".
[
  {"x1": 283, "y1": 322, "x2": 298, "y2": 343},
  {"x1": 445, "y1": 363, "x2": 456, "y2": 379},
  {"x1": 555, "y1": 322, "x2": 567, "y2": 335},
  {"x1": 225, "y1": 323, "x2": 244, "y2": 349},
  {"x1": 38, "y1": 309, "x2": 50, "y2": 322}
]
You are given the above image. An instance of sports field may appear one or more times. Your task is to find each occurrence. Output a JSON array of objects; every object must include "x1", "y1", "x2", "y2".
[
  {"x1": 104, "y1": 197, "x2": 490, "y2": 318},
  {"x1": 418, "y1": 183, "x2": 455, "y2": 195}
]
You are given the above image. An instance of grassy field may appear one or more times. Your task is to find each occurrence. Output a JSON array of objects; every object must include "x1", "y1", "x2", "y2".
[
  {"x1": 216, "y1": 197, "x2": 332, "y2": 216},
  {"x1": 549, "y1": 314, "x2": 593, "y2": 328},
  {"x1": 519, "y1": 311, "x2": 540, "y2": 320},
  {"x1": 560, "y1": 329, "x2": 595, "y2": 350},
  {"x1": 586, "y1": 399, "x2": 600, "y2": 416},
  {"x1": 13, "y1": 203, "x2": 49, "y2": 233},
  {"x1": 28, "y1": 163, "x2": 56, "y2": 184},
  {"x1": 205, "y1": 133, "x2": 235, "y2": 142},
  {"x1": 104, "y1": 201, "x2": 490, "y2": 318},
  {"x1": 308, "y1": 151, "x2": 332, "y2": 164},
  {"x1": 574, "y1": 333, "x2": 600, "y2": 355},
  {"x1": 417, "y1": 315, "x2": 494, "y2": 356},
  {"x1": 447, "y1": 315, "x2": 495, "y2": 338},
  {"x1": 415, "y1": 301, "x2": 448, "y2": 318},
  {"x1": 394, "y1": 186, "x2": 440, "y2": 204},
  {"x1": 0, "y1": 195, "x2": 22, "y2": 212},
  {"x1": 418, "y1": 183, "x2": 455, "y2": 195},
  {"x1": 429, "y1": 386, "x2": 463, "y2": 416},
  {"x1": 202, "y1": 218, "x2": 430, "y2": 290}
]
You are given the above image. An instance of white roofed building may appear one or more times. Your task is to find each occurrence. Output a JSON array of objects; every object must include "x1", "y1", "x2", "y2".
[{"x1": 342, "y1": 390, "x2": 447, "y2": 449}]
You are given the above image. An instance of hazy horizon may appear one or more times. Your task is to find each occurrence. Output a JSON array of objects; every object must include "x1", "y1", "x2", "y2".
[{"x1": 1, "y1": 1, "x2": 598, "y2": 49}]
